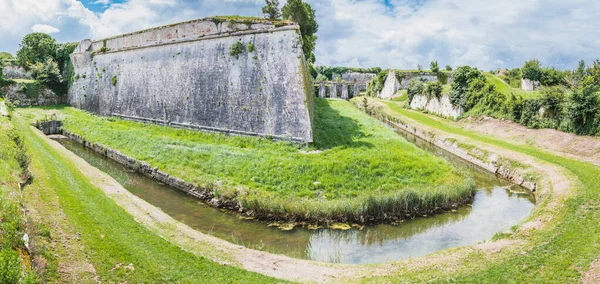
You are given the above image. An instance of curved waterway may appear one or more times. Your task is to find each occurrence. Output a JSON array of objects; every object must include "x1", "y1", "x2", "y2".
[{"x1": 56, "y1": 126, "x2": 535, "y2": 264}]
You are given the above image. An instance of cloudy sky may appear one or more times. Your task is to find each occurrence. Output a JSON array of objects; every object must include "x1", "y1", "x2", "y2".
[{"x1": 0, "y1": 0, "x2": 598, "y2": 70}]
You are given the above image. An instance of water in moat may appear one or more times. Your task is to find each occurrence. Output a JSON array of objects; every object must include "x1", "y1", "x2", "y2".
[{"x1": 56, "y1": 126, "x2": 535, "y2": 264}]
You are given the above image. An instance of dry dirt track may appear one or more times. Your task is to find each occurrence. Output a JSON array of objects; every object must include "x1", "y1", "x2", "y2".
[{"x1": 32, "y1": 104, "x2": 591, "y2": 282}]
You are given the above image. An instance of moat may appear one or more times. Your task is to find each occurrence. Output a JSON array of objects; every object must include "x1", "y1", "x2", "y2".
[{"x1": 55, "y1": 123, "x2": 534, "y2": 264}]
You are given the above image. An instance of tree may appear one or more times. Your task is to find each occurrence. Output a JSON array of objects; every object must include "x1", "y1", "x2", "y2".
[
  {"x1": 262, "y1": 0, "x2": 281, "y2": 20},
  {"x1": 522, "y1": 59, "x2": 542, "y2": 82},
  {"x1": 282, "y1": 0, "x2": 318, "y2": 63},
  {"x1": 567, "y1": 85, "x2": 600, "y2": 134},
  {"x1": 430, "y1": 61, "x2": 439, "y2": 73},
  {"x1": 449, "y1": 66, "x2": 485, "y2": 109},
  {"x1": 0, "y1": 52, "x2": 14, "y2": 62},
  {"x1": 16, "y1": 33, "x2": 57, "y2": 69},
  {"x1": 30, "y1": 58, "x2": 61, "y2": 86},
  {"x1": 445, "y1": 65, "x2": 452, "y2": 71}
]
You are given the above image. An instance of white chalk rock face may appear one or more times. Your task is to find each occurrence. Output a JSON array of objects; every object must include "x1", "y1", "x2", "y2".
[
  {"x1": 69, "y1": 18, "x2": 314, "y2": 143},
  {"x1": 378, "y1": 70, "x2": 400, "y2": 99},
  {"x1": 410, "y1": 94, "x2": 463, "y2": 119},
  {"x1": 521, "y1": 78, "x2": 540, "y2": 91}
]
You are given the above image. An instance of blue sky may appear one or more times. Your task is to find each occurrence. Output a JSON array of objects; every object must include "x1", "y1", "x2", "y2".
[{"x1": 0, "y1": 0, "x2": 599, "y2": 70}]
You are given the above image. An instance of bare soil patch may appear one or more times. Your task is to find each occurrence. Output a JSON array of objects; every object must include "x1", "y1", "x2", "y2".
[{"x1": 460, "y1": 117, "x2": 600, "y2": 165}]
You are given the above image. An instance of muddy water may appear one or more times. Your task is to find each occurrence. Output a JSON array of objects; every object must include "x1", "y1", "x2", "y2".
[{"x1": 57, "y1": 130, "x2": 535, "y2": 264}]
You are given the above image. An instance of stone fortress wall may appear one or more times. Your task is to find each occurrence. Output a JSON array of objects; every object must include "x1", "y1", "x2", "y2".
[{"x1": 69, "y1": 17, "x2": 314, "y2": 143}]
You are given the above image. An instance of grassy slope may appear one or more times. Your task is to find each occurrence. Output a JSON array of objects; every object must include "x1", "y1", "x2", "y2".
[
  {"x1": 378, "y1": 102, "x2": 600, "y2": 282},
  {"x1": 485, "y1": 73, "x2": 541, "y2": 99},
  {"x1": 12, "y1": 115, "x2": 282, "y2": 283},
  {"x1": 17, "y1": 99, "x2": 474, "y2": 222}
]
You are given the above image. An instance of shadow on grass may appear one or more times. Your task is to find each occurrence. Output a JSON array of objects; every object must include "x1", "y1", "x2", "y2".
[{"x1": 312, "y1": 99, "x2": 373, "y2": 150}]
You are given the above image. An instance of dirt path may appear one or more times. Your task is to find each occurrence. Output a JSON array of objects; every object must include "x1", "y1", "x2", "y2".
[{"x1": 32, "y1": 105, "x2": 581, "y2": 282}]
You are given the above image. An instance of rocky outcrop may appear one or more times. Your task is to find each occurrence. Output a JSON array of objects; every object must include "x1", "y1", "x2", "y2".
[
  {"x1": 69, "y1": 17, "x2": 314, "y2": 143},
  {"x1": 1, "y1": 82, "x2": 63, "y2": 106},
  {"x1": 521, "y1": 78, "x2": 540, "y2": 91},
  {"x1": 2, "y1": 65, "x2": 32, "y2": 80},
  {"x1": 410, "y1": 94, "x2": 463, "y2": 119},
  {"x1": 341, "y1": 72, "x2": 376, "y2": 84},
  {"x1": 378, "y1": 70, "x2": 400, "y2": 99}
]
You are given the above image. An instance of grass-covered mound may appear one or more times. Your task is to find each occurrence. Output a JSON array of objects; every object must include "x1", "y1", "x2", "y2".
[{"x1": 20, "y1": 99, "x2": 475, "y2": 223}]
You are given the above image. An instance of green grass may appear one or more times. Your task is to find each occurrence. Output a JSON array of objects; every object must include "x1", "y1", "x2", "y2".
[
  {"x1": 17, "y1": 99, "x2": 474, "y2": 223},
  {"x1": 12, "y1": 79, "x2": 36, "y2": 84},
  {"x1": 12, "y1": 115, "x2": 283, "y2": 283},
  {"x1": 377, "y1": 101, "x2": 600, "y2": 282},
  {"x1": 0, "y1": 113, "x2": 53, "y2": 283},
  {"x1": 485, "y1": 73, "x2": 541, "y2": 99}
]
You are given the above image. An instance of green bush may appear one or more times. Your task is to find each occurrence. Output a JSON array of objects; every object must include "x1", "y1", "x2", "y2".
[
  {"x1": 111, "y1": 76, "x2": 117, "y2": 86},
  {"x1": 450, "y1": 66, "x2": 485, "y2": 109},
  {"x1": 247, "y1": 43, "x2": 255, "y2": 52},
  {"x1": 423, "y1": 81, "x2": 443, "y2": 100},
  {"x1": 229, "y1": 42, "x2": 245, "y2": 59},
  {"x1": 0, "y1": 246, "x2": 21, "y2": 284},
  {"x1": 407, "y1": 79, "x2": 425, "y2": 103}
]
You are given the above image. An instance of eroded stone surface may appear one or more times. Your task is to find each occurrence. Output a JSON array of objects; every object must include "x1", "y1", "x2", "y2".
[{"x1": 69, "y1": 18, "x2": 313, "y2": 143}]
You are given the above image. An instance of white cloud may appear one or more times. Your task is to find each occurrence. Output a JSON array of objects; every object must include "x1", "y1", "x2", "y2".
[
  {"x1": 0, "y1": 0, "x2": 599, "y2": 70},
  {"x1": 31, "y1": 24, "x2": 60, "y2": 34},
  {"x1": 92, "y1": 0, "x2": 111, "y2": 5}
]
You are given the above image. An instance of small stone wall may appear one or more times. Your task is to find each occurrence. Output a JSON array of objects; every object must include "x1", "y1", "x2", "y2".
[{"x1": 410, "y1": 94, "x2": 463, "y2": 119}]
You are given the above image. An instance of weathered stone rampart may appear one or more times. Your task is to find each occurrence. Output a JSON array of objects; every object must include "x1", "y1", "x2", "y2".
[{"x1": 69, "y1": 18, "x2": 313, "y2": 143}]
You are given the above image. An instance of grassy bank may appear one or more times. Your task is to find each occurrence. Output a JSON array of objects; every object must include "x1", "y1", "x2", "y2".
[
  {"x1": 11, "y1": 113, "x2": 283, "y2": 283},
  {"x1": 0, "y1": 109, "x2": 54, "y2": 283},
  {"x1": 17, "y1": 99, "x2": 474, "y2": 223},
  {"x1": 484, "y1": 73, "x2": 541, "y2": 99},
  {"x1": 374, "y1": 100, "x2": 600, "y2": 282}
]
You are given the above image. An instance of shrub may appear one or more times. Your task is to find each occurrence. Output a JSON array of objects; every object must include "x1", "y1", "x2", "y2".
[
  {"x1": 540, "y1": 67, "x2": 567, "y2": 86},
  {"x1": 430, "y1": 61, "x2": 439, "y2": 73},
  {"x1": 111, "y1": 76, "x2": 117, "y2": 86},
  {"x1": 436, "y1": 71, "x2": 448, "y2": 84},
  {"x1": 539, "y1": 86, "x2": 567, "y2": 120},
  {"x1": 407, "y1": 79, "x2": 425, "y2": 103},
  {"x1": 422, "y1": 81, "x2": 443, "y2": 100},
  {"x1": 566, "y1": 85, "x2": 600, "y2": 134},
  {"x1": 247, "y1": 43, "x2": 255, "y2": 52},
  {"x1": 0, "y1": 246, "x2": 21, "y2": 284},
  {"x1": 229, "y1": 42, "x2": 245, "y2": 59}
]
